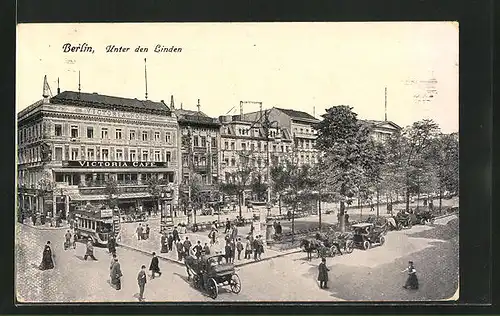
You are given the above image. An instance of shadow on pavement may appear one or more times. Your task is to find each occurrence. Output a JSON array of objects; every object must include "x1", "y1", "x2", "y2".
[{"x1": 303, "y1": 236, "x2": 458, "y2": 301}]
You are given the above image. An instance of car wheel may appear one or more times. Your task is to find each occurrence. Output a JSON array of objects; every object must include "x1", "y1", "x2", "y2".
[
  {"x1": 362, "y1": 241, "x2": 371, "y2": 250},
  {"x1": 345, "y1": 241, "x2": 354, "y2": 254},
  {"x1": 379, "y1": 236, "x2": 386, "y2": 246},
  {"x1": 420, "y1": 218, "x2": 426, "y2": 225}
]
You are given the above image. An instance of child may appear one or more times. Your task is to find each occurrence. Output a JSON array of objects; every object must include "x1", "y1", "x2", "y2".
[{"x1": 402, "y1": 261, "x2": 419, "y2": 290}]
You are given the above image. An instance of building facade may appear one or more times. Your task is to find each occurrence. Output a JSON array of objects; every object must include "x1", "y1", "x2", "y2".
[
  {"x1": 361, "y1": 120, "x2": 402, "y2": 142},
  {"x1": 219, "y1": 114, "x2": 293, "y2": 184},
  {"x1": 175, "y1": 100, "x2": 221, "y2": 200},
  {"x1": 17, "y1": 89, "x2": 179, "y2": 219},
  {"x1": 243, "y1": 107, "x2": 320, "y2": 166}
]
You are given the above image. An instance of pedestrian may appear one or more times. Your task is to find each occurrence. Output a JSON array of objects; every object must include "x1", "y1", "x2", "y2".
[
  {"x1": 160, "y1": 233, "x2": 168, "y2": 253},
  {"x1": 108, "y1": 235, "x2": 116, "y2": 255},
  {"x1": 257, "y1": 235, "x2": 264, "y2": 260},
  {"x1": 64, "y1": 230, "x2": 72, "y2": 250},
  {"x1": 203, "y1": 242, "x2": 210, "y2": 256},
  {"x1": 136, "y1": 224, "x2": 143, "y2": 240},
  {"x1": 236, "y1": 238, "x2": 243, "y2": 260},
  {"x1": 173, "y1": 226, "x2": 180, "y2": 242},
  {"x1": 110, "y1": 257, "x2": 123, "y2": 290},
  {"x1": 402, "y1": 261, "x2": 419, "y2": 290},
  {"x1": 145, "y1": 224, "x2": 150, "y2": 240},
  {"x1": 137, "y1": 265, "x2": 147, "y2": 301},
  {"x1": 345, "y1": 212, "x2": 350, "y2": 225},
  {"x1": 224, "y1": 218, "x2": 231, "y2": 234},
  {"x1": 39, "y1": 241, "x2": 55, "y2": 270},
  {"x1": 110, "y1": 253, "x2": 117, "y2": 270},
  {"x1": 287, "y1": 210, "x2": 292, "y2": 221},
  {"x1": 252, "y1": 237, "x2": 259, "y2": 261},
  {"x1": 193, "y1": 241, "x2": 203, "y2": 259},
  {"x1": 318, "y1": 257, "x2": 330, "y2": 289},
  {"x1": 183, "y1": 237, "x2": 192, "y2": 258},
  {"x1": 176, "y1": 240, "x2": 184, "y2": 261},
  {"x1": 72, "y1": 233, "x2": 77, "y2": 249},
  {"x1": 149, "y1": 252, "x2": 162, "y2": 279},
  {"x1": 249, "y1": 222, "x2": 255, "y2": 236},
  {"x1": 208, "y1": 227, "x2": 218, "y2": 245},
  {"x1": 167, "y1": 232, "x2": 174, "y2": 251},
  {"x1": 224, "y1": 241, "x2": 232, "y2": 263},
  {"x1": 245, "y1": 237, "x2": 252, "y2": 259},
  {"x1": 276, "y1": 222, "x2": 282, "y2": 235},
  {"x1": 84, "y1": 239, "x2": 97, "y2": 261},
  {"x1": 429, "y1": 200, "x2": 434, "y2": 211}
]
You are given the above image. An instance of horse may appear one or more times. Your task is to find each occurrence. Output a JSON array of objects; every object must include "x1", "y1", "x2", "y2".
[{"x1": 300, "y1": 238, "x2": 323, "y2": 261}]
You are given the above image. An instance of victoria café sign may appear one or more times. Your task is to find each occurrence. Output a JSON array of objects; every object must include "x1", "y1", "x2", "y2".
[{"x1": 65, "y1": 161, "x2": 168, "y2": 168}]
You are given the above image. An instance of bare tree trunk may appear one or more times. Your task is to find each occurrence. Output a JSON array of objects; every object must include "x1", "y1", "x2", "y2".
[
  {"x1": 278, "y1": 195, "x2": 282, "y2": 215},
  {"x1": 318, "y1": 193, "x2": 322, "y2": 231},
  {"x1": 339, "y1": 201, "x2": 346, "y2": 233},
  {"x1": 376, "y1": 186, "x2": 380, "y2": 218},
  {"x1": 291, "y1": 204, "x2": 295, "y2": 241},
  {"x1": 439, "y1": 186, "x2": 443, "y2": 213},
  {"x1": 405, "y1": 186, "x2": 410, "y2": 212}
]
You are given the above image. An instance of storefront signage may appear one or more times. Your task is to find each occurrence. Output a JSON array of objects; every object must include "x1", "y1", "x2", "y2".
[
  {"x1": 65, "y1": 160, "x2": 168, "y2": 168},
  {"x1": 100, "y1": 209, "x2": 113, "y2": 218}
]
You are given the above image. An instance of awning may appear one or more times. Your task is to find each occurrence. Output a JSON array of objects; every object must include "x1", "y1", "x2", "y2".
[
  {"x1": 68, "y1": 193, "x2": 107, "y2": 201},
  {"x1": 68, "y1": 192, "x2": 152, "y2": 201}
]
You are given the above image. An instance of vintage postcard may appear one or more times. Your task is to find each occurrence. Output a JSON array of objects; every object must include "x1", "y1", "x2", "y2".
[{"x1": 15, "y1": 22, "x2": 459, "y2": 303}]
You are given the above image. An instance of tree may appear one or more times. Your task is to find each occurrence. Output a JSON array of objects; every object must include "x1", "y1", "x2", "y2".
[
  {"x1": 424, "y1": 133, "x2": 459, "y2": 210},
  {"x1": 270, "y1": 163, "x2": 290, "y2": 215},
  {"x1": 280, "y1": 159, "x2": 316, "y2": 240},
  {"x1": 219, "y1": 152, "x2": 254, "y2": 218},
  {"x1": 398, "y1": 119, "x2": 440, "y2": 211},
  {"x1": 251, "y1": 173, "x2": 268, "y2": 202},
  {"x1": 188, "y1": 173, "x2": 204, "y2": 223},
  {"x1": 104, "y1": 178, "x2": 120, "y2": 209},
  {"x1": 315, "y1": 106, "x2": 383, "y2": 232},
  {"x1": 146, "y1": 177, "x2": 171, "y2": 215}
]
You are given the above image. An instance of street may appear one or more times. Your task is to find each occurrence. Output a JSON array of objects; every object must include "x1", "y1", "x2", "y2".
[{"x1": 15, "y1": 210, "x2": 458, "y2": 302}]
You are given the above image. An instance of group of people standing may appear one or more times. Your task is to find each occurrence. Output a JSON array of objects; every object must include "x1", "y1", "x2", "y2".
[{"x1": 136, "y1": 223, "x2": 151, "y2": 240}]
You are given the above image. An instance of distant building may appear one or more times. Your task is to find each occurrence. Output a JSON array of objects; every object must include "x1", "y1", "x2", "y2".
[
  {"x1": 243, "y1": 107, "x2": 320, "y2": 166},
  {"x1": 360, "y1": 120, "x2": 402, "y2": 142},
  {"x1": 17, "y1": 81, "x2": 179, "y2": 219}
]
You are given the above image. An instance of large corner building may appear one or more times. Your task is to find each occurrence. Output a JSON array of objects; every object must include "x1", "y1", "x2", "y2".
[{"x1": 17, "y1": 88, "x2": 180, "y2": 219}]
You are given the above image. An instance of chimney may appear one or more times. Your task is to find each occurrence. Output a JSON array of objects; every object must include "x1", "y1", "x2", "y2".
[
  {"x1": 180, "y1": 102, "x2": 183, "y2": 110},
  {"x1": 170, "y1": 95, "x2": 175, "y2": 109},
  {"x1": 57, "y1": 77, "x2": 60, "y2": 94},
  {"x1": 197, "y1": 99, "x2": 201, "y2": 112}
]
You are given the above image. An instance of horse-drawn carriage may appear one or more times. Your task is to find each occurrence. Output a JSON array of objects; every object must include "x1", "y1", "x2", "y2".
[
  {"x1": 185, "y1": 254, "x2": 242, "y2": 299},
  {"x1": 301, "y1": 229, "x2": 354, "y2": 260},
  {"x1": 351, "y1": 223, "x2": 387, "y2": 250}
]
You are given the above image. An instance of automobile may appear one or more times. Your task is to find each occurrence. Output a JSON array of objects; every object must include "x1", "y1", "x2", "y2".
[
  {"x1": 351, "y1": 223, "x2": 387, "y2": 250},
  {"x1": 185, "y1": 254, "x2": 241, "y2": 299}
]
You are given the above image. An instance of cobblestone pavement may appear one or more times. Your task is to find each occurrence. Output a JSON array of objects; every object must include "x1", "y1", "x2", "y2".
[
  {"x1": 120, "y1": 219, "x2": 284, "y2": 265},
  {"x1": 15, "y1": 213, "x2": 458, "y2": 302},
  {"x1": 15, "y1": 223, "x2": 336, "y2": 302}
]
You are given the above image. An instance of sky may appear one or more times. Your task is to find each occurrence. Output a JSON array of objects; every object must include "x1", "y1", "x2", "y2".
[{"x1": 17, "y1": 22, "x2": 459, "y2": 133}]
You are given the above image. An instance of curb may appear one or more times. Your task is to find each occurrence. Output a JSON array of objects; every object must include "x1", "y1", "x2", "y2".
[
  {"x1": 20, "y1": 223, "x2": 70, "y2": 231},
  {"x1": 118, "y1": 243, "x2": 185, "y2": 267},
  {"x1": 118, "y1": 243, "x2": 303, "y2": 268}
]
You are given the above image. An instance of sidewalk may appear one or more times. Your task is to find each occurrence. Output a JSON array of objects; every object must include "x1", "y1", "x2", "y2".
[
  {"x1": 118, "y1": 219, "x2": 301, "y2": 267},
  {"x1": 20, "y1": 219, "x2": 69, "y2": 231}
]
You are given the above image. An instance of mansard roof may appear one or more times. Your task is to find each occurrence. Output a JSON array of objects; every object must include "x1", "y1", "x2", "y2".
[{"x1": 50, "y1": 91, "x2": 171, "y2": 115}]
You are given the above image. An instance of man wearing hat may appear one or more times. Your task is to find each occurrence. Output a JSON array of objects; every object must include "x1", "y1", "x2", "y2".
[
  {"x1": 318, "y1": 257, "x2": 330, "y2": 289},
  {"x1": 110, "y1": 257, "x2": 123, "y2": 290}
]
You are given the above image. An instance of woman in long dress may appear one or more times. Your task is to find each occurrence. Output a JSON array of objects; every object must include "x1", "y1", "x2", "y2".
[
  {"x1": 402, "y1": 261, "x2": 419, "y2": 289},
  {"x1": 39, "y1": 241, "x2": 55, "y2": 270}
]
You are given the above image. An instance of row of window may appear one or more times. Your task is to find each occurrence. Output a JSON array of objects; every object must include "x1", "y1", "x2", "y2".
[
  {"x1": 222, "y1": 141, "x2": 292, "y2": 153},
  {"x1": 19, "y1": 122, "x2": 43, "y2": 145},
  {"x1": 54, "y1": 124, "x2": 175, "y2": 143},
  {"x1": 181, "y1": 154, "x2": 218, "y2": 168},
  {"x1": 53, "y1": 147, "x2": 173, "y2": 162},
  {"x1": 54, "y1": 172, "x2": 175, "y2": 185},
  {"x1": 189, "y1": 135, "x2": 218, "y2": 148},
  {"x1": 293, "y1": 127, "x2": 316, "y2": 134},
  {"x1": 18, "y1": 146, "x2": 42, "y2": 164},
  {"x1": 295, "y1": 138, "x2": 316, "y2": 149}
]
